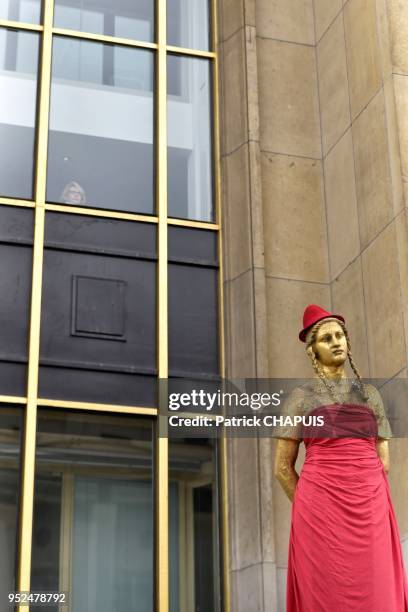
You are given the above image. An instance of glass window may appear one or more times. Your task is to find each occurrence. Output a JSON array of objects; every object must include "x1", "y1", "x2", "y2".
[
  {"x1": 46, "y1": 37, "x2": 154, "y2": 214},
  {"x1": 168, "y1": 55, "x2": 214, "y2": 222},
  {"x1": 53, "y1": 0, "x2": 154, "y2": 43},
  {"x1": 169, "y1": 438, "x2": 221, "y2": 612},
  {"x1": 0, "y1": 407, "x2": 22, "y2": 599},
  {"x1": 31, "y1": 410, "x2": 154, "y2": 612},
  {"x1": 0, "y1": 28, "x2": 39, "y2": 199},
  {"x1": 0, "y1": 0, "x2": 41, "y2": 24},
  {"x1": 167, "y1": 0, "x2": 210, "y2": 51}
]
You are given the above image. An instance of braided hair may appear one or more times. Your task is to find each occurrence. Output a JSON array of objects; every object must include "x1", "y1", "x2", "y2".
[{"x1": 305, "y1": 318, "x2": 369, "y2": 403}]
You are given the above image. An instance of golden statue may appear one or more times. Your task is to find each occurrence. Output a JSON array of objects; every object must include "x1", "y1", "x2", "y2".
[{"x1": 273, "y1": 304, "x2": 408, "y2": 611}]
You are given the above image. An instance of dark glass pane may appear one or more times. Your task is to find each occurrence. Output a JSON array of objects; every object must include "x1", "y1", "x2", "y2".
[
  {"x1": 0, "y1": 207, "x2": 33, "y2": 396},
  {"x1": 0, "y1": 29, "x2": 40, "y2": 199},
  {"x1": 167, "y1": 0, "x2": 210, "y2": 51},
  {"x1": 169, "y1": 438, "x2": 221, "y2": 612},
  {"x1": 0, "y1": 407, "x2": 22, "y2": 599},
  {"x1": 168, "y1": 226, "x2": 218, "y2": 265},
  {"x1": 0, "y1": 0, "x2": 41, "y2": 24},
  {"x1": 31, "y1": 410, "x2": 154, "y2": 612},
  {"x1": 169, "y1": 264, "x2": 219, "y2": 377},
  {"x1": 168, "y1": 55, "x2": 213, "y2": 222},
  {"x1": 46, "y1": 37, "x2": 154, "y2": 214},
  {"x1": 54, "y1": 0, "x2": 154, "y2": 42}
]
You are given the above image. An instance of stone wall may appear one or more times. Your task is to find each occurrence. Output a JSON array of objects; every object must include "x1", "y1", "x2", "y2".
[{"x1": 315, "y1": 0, "x2": 408, "y2": 539}]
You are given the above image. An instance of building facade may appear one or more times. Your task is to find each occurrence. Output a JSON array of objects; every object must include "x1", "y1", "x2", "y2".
[
  {"x1": 220, "y1": 0, "x2": 408, "y2": 610},
  {"x1": 1, "y1": 0, "x2": 408, "y2": 611}
]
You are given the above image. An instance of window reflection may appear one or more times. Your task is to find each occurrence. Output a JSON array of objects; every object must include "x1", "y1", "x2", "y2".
[
  {"x1": 54, "y1": 0, "x2": 154, "y2": 42},
  {"x1": 0, "y1": 408, "x2": 22, "y2": 598},
  {"x1": 167, "y1": 55, "x2": 214, "y2": 222},
  {"x1": 46, "y1": 37, "x2": 154, "y2": 214},
  {"x1": 0, "y1": 0, "x2": 41, "y2": 24},
  {"x1": 0, "y1": 28, "x2": 39, "y2": 199},
  {"x1": 169, "y1": 438, "x2": 221, "y2": 612},
  {"x1": 167, "y1": 0, "x2": 210, "y2": 51},
  {"x1": 31, "y1": 410, "x2": 154, "y2": 612}
]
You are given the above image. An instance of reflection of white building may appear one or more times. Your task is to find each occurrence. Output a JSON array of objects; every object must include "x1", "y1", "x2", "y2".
[{"x1": 0, "y1": 24, "x2": 212, "y2": 219}]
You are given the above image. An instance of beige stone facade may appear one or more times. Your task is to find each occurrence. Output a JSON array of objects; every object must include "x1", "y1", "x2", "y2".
[{"x1": 219, "y1": 0, "x2": 408, "y2": 609}]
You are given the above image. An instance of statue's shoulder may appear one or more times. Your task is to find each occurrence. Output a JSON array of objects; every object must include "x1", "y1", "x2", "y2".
[{"x1": 361, "y1": 382, "x2": 381, "y2": 400}]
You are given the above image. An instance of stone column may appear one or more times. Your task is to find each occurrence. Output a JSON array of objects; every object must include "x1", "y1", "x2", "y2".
[{"x1": 218, "y1": 0, "x2": 279, "y2": 610}]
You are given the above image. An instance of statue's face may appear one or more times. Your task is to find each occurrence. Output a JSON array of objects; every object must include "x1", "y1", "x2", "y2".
[{"x1": 313, "y1": 320, "x2": 348, "y2": 367}]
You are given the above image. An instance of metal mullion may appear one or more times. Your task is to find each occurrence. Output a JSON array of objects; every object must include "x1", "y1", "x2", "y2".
[
  {"x1": 52, "y1": 27, "x2": 158, "y2": 50},
  {"x1": 166, "y1": 44, "x2": 215, "y2": 59},
  {"x1": 156, "y1": 1, "x2": 168, "y2": 612},
  {"x1": 0, "y1": 19, "x2": 43, "y2": 31},
  {"x1": 0, "y1": 395, "x2": 26, "y2": 404},
  {"x1": 59, "y1": 473, "x2": 74, "y2": 612},
  {"x1": 167, "y1": 217, "x2": 219, "y2": 230},
  {"x1": 45, "y1": 203, "x2": 159, "y2": 224},
  {"x1": 36, "y1": 399, "x2": 158, "y2": 416},
  {"x1": 17, "y1": 0, "x2": 54, "y2": 601},
  {"x1": 0, "y1": 198, "x2": 35, "y2": 208},
  {"x1": 211, "y1": 0, "x2": 230, "y2": 610}
]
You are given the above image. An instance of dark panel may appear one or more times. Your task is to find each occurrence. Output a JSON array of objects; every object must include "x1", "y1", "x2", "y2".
[
  {"x1": 40, "y1": 249, "x2": 156, "y2": 369},
  {"x1": 0, "y1": 362, "x2": 28, "y2": 397},
  {"x1": 0, "y1": 206, "x2": 34, "y2": 244},
  {"x1": 168, "y1": 226, "x2": 217, "y2": 265},
  {"x1": 0, "y1": 242, "x2": 32, "y2": 396},
  {"x1": 72, "y1": 276, "x2": 126, "y2": 340},
  {"x1": 169, "y1": 264, "x2": 218, "y2": 378},
  {"x1": 0, "y1": 243, "x2": 36, "y2": 359},
  {"x1": 38, "y1": 367, "x2": 156, "y2": 407},
  {"x1": 44, "y1": 212, "x2": 156, "y2": 258}
]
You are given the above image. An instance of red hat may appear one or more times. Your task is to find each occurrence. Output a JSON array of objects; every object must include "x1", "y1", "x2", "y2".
[{"x1": 299, "y1": 304, "x2": 345, "y2": 342}]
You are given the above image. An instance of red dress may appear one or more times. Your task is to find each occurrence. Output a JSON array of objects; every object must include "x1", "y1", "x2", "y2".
[{"x1": 286, "y1": 403, "x2": 408, "y2": 612}]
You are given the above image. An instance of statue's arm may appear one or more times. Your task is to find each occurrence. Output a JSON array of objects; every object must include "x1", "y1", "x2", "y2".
[
  {"x1": 274, "y1": 438, "x2": 301, "y2": 502},
  {"x1": 376, "y1": 439, "x2": 390, "y2": 474}
]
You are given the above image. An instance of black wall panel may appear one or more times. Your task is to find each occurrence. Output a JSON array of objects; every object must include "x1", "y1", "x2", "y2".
[
  {"x1": 0, "y1": 206, "x2": 33, "y2": 396},
  {"x1": 168, "y1": 226, "x2": 218, "y2": 265},
  {"x1": 39, "y1": 213, "x2": 157, "y2": 405},
  {"x1": 169, "y1": 263, "x2": 219, "y2": 378}
]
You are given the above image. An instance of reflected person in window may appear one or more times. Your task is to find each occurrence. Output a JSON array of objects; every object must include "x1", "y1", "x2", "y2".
[{"x1": 60, "y1": 181, "x2": 87, "y2": 205}]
